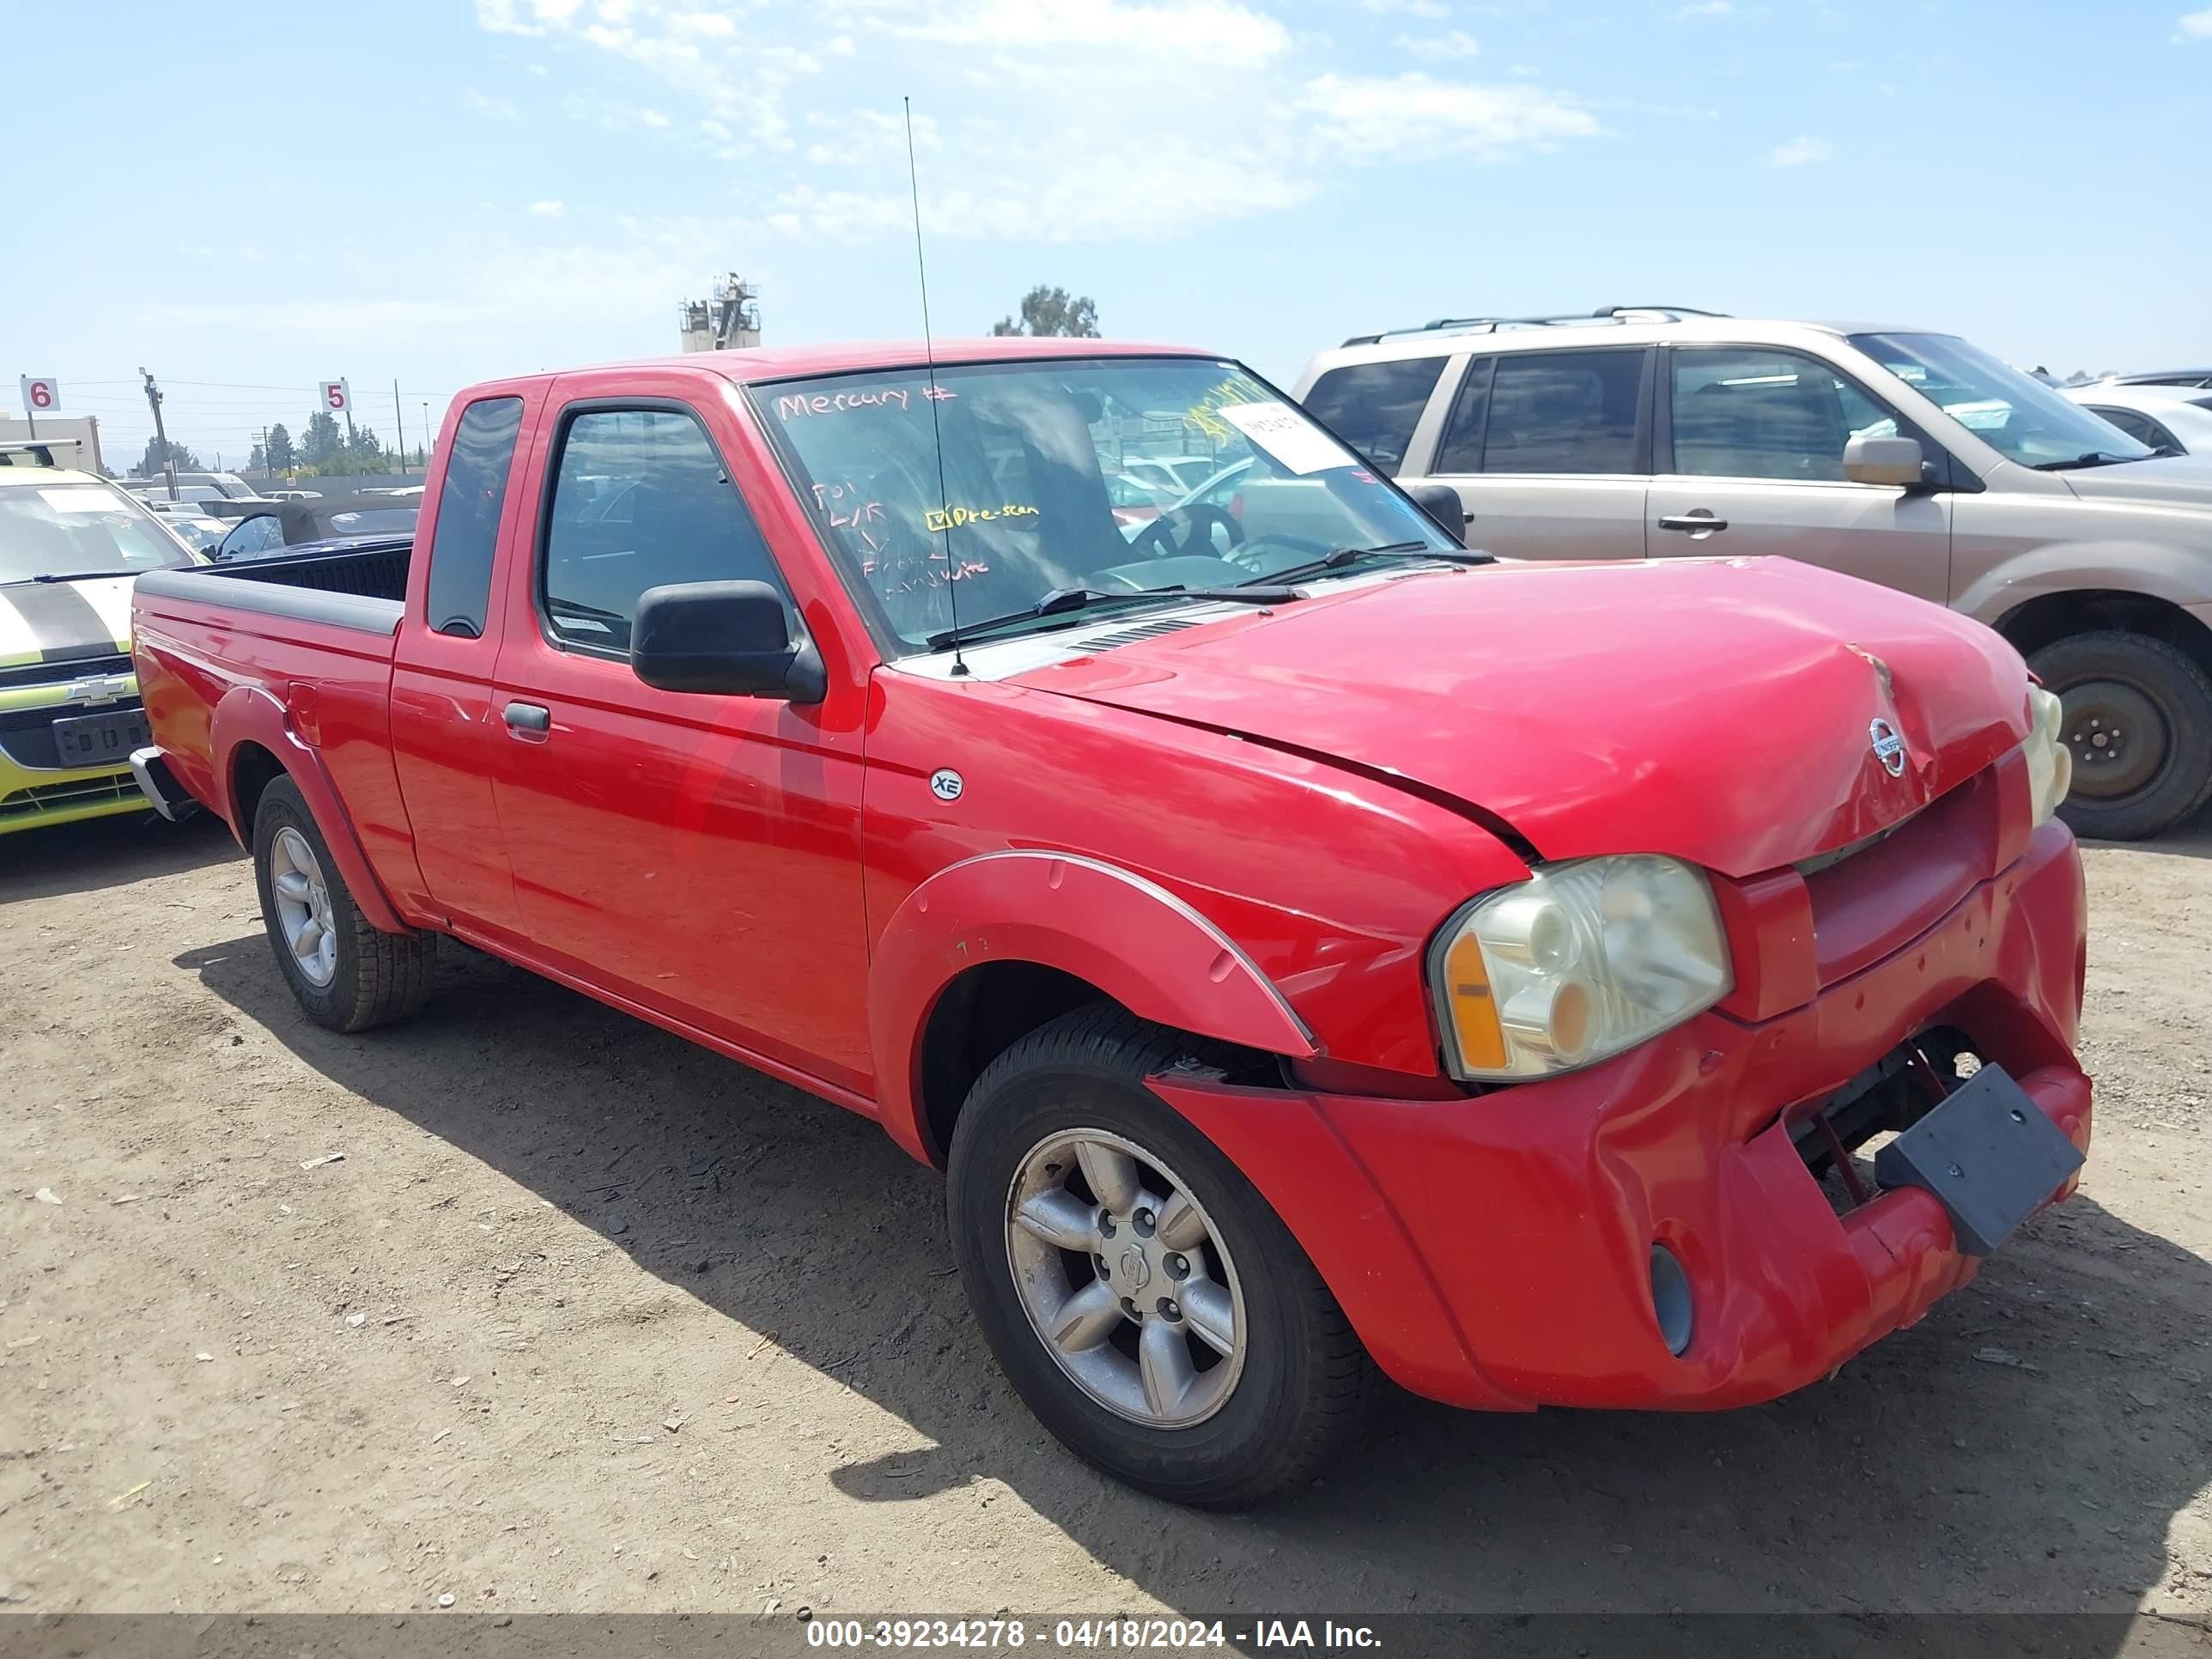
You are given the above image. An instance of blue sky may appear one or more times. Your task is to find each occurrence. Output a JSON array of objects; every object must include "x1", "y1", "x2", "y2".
[{"x1": 5, "y1": 0, "x2": 2209, "y2": 466}]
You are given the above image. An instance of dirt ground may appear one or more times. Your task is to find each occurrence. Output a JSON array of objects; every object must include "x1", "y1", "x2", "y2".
[{"x1": 3, "y1": 805, "x2": 2209, "y2": 1631}]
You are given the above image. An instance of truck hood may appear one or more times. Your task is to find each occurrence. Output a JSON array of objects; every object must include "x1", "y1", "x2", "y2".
[
  {"x1": 0, "y1": 575, "x2": 137, "y2": 667},
  {"x1": 1010, "y1": 557, "x2": 2030, "y2": 878},
  {"x1": 2057, "y1": 454, "x2": 2212, "y2": 512}
]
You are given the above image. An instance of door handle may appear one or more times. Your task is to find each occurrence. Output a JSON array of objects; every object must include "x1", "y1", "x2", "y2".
[
  {"x1": 1656, "y1": 512, "x2": 1728, "y2": 535},
  {"x1": 502, "y1": 701, "x2": 551, "y2": 737}
]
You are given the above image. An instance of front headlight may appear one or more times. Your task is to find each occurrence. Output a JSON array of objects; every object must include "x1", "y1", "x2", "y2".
[
  {"x1": 2022, "y1": 684, "x2": 2073, "y2": 827},
  {"x1": 1431, "y1": 854, "x2": 1733, "y2": 1081}
]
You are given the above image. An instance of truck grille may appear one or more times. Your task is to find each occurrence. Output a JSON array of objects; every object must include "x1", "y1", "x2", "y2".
[
  {"x1": 0, "y1": 695, "x2": 145, "y2": 770},
  {"x1": 0, "y1": 772, "x2": 142, "y2": 822},
  {"x1": 0, "y1": 653, "x2": 132, "y2": 691}
]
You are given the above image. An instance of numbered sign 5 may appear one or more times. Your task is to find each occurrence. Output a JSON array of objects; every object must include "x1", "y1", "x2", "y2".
[
  {"x1": 319, "y1": 380, "x2": 351, "y2": 413},
  {"x1": 19, "y1": 376, "x2": 59, "y2": 412}
]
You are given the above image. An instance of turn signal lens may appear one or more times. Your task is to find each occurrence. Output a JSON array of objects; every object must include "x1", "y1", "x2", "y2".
[
  {"x1": 2022, "y1": 685, "x2": 2071, "y2": 828},
  {"x1": 1431, "y1": 855, "x2": 1732, "y2": 1081}
]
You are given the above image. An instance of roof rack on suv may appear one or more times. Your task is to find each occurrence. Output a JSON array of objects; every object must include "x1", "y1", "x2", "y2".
[
  {"x1": 0, "y1": 439, "x2": 84, "y2": 468},
  {"x1": 1340, "y1": 306, "x2": 1729, "y2": 348}
]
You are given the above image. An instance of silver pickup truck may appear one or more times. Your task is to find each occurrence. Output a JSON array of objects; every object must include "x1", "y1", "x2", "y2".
[{"x1": 1295, "y1": 309, "x2": 2212, "y2": 840}]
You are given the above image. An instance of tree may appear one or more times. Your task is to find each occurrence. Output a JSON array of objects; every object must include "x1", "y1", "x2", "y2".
[
  {"x1": 990, "y1": 284, "x2": 1100, "y2": 338},
  {"x1": 348, "y1": 423, "x2": 386, "y2": 469},
  {"x1": 301, "y1": 410, "x2": 344, "y2": 468},
  {"x1": 265, "y1": 422, "x2": 296, "y2": 473},
  {"x1": 137, "y1": 435, "x2": 202, "y2": 477},
  {"x1": 248, "y1": 441, "x2": 267, "y2": 471}
]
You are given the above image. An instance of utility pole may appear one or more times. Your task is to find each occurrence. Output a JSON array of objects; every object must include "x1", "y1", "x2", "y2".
[
  {"x1": 392, "y1": 380, "x2": 406, "y2": 483},
  {"x1": 139, "y1": 368, "x2": 179, "y2": 501},
  {"x1": 422, "y1": 401, "x2": 430, "y2": 468}
]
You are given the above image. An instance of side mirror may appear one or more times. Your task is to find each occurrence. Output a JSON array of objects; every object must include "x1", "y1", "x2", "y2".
[
  {"x1": 1403, "y1": 481, "x2": 1470, "y2": 544},
  {"x1": 630, "y1": 580, "x2": 826, "y2": 702},
  {"x1": 1844, "y1": 434, "x2": 1927, "y2": 489}
]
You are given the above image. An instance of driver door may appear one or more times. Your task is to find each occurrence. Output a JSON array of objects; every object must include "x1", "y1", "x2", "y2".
[{"x1": 487, "y1": 380, "x2": 875, "y2": 1094}]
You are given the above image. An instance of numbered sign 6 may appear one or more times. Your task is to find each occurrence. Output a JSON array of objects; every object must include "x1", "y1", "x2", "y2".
[
  {"x1": 20, "y1": 376, "x2": 59, "y2": 413},
  {"x1": 319, "y1": 380, "x2": 351, "y2": 413}
]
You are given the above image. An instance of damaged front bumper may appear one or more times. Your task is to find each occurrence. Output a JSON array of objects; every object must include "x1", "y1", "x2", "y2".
[{"x1": 1151, "y1": 815, "x2": 2091, "y2": 1414}]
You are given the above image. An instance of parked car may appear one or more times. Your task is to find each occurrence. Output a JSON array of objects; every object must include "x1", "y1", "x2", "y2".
[
  {"x1": 125, "y1": 470, "x2": 259, "y2": 503},
  {"x1": 211, "y1": 494, "x2": 419, "y2": 561},
  {"x1": 1296, "y1": 307, "x2": 2212, "y2": 839},
  {"x1": 2106, "y1": 368, "x2": 2212, "y2": 391},
  {"x1": 155, "y1": 514, "x2": 232, "y2": 554},
  {"x1": 0, "y1": 441, "x2": 201, "y2": 833},
  {"x1": 132, "y1": 339, "x2": 2089, "y2": 1507},
  {"x1": 2064, "y1": 382, "x2": 2212, "y2": 457},
  {"x1": 1120, "y1": 454, "x2": 1220, "y2": 495},
  {"x1": 265, "y1": 489, "x2": 324, "y2": 501}
]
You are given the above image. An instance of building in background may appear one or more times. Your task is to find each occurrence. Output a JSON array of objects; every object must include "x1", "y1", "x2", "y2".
[
  {"x1": 0, "y1": 414, "x2": 103, "y2": 474},
  {"x1": 678, "y1": 273, "x2": 762, "y2": 352}
]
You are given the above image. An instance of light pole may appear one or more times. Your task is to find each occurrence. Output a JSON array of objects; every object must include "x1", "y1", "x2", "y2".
[{"x1": 139, "y1": 368, "x2": 179, "y2": 501}]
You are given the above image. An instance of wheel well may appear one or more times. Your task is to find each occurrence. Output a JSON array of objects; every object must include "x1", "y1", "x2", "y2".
[
  {"x1": 916, "y1": 962, "x2": 1118, "y2": 1167},
  {"x1": 1996, "y1": 590, "x2": 2212, "y2": 680},
  {"x1": 228, "y1": 741, "x2": 285, "y2": 836}
]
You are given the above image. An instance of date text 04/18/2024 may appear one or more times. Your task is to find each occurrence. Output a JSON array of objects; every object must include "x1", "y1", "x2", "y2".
[{"x1": 801, "y1": 1619, "x2": 1381, "y2": 1649}]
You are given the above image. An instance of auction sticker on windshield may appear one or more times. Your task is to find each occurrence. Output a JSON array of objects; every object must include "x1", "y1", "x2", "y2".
[
  {"x1": 39, "y1": 489, "x2": 128, "y2": 513},
  {"x1": 1216, "y1": 401, "x2": 1358, "y2": 476}
]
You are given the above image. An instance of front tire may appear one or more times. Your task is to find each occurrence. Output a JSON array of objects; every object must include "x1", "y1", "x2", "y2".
[
  {"x1": 947, "y1": 1006, "x2": 1377, "y2": 1508},
  {"x1": 2032, "y1": 630, "x2": 2212, "y2": 842},
  {"x1": 252, "y1": 776, "x2": 437, "y2": 1032}
]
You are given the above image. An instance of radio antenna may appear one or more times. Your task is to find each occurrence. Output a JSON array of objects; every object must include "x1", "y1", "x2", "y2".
[{"x1": 903, "y1": 95, "x2": 968, "y2": 678}]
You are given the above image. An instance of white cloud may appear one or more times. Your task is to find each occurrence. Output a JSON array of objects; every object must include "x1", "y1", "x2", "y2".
[
  {"x1": 1395, "y1": 27, "x2": 1481, "y2": 56},
  {"x1": 467, "y1": 0, "x2": 1605, "y2": 243},
  {"x1": 527, "y1": 198, "x2": 568, "y2": 217},
  {"x1": 2178, "y1": 7, "x2": 2212, "y2": 36},
  {"x1": 898, "y1": 0, "x2": 1291, "y2": 65},
  {"x1": 1304, "y1": 72, "x2": 1600, "y2": 161},
  {"x1": 464, "y1": 87, "x2": 518, "y2": 119},
  {"x1": 1768, "y1": 135, "x2": 1832, "y2": 167},
  {"x1": 1673, "y1": 0, "x2": 1733, "y2": 16}
]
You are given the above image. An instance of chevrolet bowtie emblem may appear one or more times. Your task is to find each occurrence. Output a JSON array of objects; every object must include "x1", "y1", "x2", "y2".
[{"x1": 64, "y1": 674, "x2": 131, "y2": 706}]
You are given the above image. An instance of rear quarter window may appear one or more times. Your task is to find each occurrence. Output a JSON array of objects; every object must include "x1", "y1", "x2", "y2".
[
  {"x1": 425, "y1": 397, "x2": 525, "y2": 638},
  {"x1": 1301, "y1": 357, "x2": 1447, "y2": 476}
]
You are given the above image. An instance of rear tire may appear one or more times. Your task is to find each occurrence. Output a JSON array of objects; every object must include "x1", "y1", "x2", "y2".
[
  {"x1": 2031, "y1": 630, "x2": 2212, "y2": 842},
  {"x1": 946, "y1": 1006, "x2": 1377, "y2": 1508},
  {"x1": 252, "y1": 776, "x2": 436, "y2": 1032}
]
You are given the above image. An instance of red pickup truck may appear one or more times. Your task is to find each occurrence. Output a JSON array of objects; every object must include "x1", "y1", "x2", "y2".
[{"x1": 131, "y1": 339, "x2": 2092, "y2": 1507}]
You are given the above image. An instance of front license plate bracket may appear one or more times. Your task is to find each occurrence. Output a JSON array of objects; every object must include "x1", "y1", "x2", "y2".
[{"x1": 1873, "y1": 1063, "x2": 2084, "y2": 1256}]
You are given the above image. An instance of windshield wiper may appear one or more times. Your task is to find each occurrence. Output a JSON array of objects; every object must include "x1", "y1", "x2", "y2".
[
  {"x1": 22, "y1": 570, "x2": 136, "y2": 584},
  {"x1": 1237, "y1": 541, "x2": 1491, "y2": 588},
  {"x1": 924, "y1": 583, "x2": 1298, "y2": 653},
  {"x1": 2031, "y1": 452, "x2": 2144, "y2": 471}
]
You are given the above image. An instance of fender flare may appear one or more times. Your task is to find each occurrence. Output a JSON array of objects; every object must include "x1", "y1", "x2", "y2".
[
  {"x1": 868, "y1": 850, "x2": 1317, "y2": 1163},
  {"x1": 211, "y1": 684, "x2": 409, "y2": 934}
]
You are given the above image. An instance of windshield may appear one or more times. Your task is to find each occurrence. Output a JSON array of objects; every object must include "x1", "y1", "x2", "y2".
[
  {"x1": 1850, "y1": 332, "x2": 2155, "y2": 469},
  {"x1": 751, "y1": 356, "x2": 1455, "y2": 651},
  {"x1": 0, "y1": 483, "x2": 197, "y2": 582}
]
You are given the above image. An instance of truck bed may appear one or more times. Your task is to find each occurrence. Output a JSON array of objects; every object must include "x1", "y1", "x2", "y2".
[{"x1": 136, "y1": 538, "x2": 412, "y2": 635}]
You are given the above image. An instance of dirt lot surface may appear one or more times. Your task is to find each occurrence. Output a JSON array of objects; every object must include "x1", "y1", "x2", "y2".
[{"x1": 3, "y1": 807, "x2": 2209, "y2": 1632}]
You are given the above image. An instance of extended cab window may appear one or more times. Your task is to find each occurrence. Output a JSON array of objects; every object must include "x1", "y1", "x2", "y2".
[
  {"x1": 1478, "y1": 349, "x2": 1644, "y2": 475},
  {"x1": 539, "y1": 407, "x2": 788, "y2": 655},
  {"x1": 424, "y1": 396, "x2": 523, "y2": 636},
  {"x1": 1300, "y1": 356, "x2": 1446, "y2": 475}
]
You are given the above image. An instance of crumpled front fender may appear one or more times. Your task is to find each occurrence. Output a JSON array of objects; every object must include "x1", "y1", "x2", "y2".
[{"x1": 868, "y1": 850, "x2": 1316, "y2": 1163}]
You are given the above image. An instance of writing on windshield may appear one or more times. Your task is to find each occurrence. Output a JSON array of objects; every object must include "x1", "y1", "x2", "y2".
[{"x1": 753, "y1": 356, "x2": 1449, "y2": 651}]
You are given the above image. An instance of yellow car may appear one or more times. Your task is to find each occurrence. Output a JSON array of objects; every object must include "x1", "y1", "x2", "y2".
[{"x1": 1, "y1": 444, "x2": 205, "y2": 835}]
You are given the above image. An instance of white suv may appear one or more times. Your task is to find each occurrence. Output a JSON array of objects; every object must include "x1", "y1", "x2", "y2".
[{"x1": 1294, "y1": 307, "x2": 2212, "y2": 840}]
